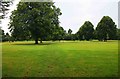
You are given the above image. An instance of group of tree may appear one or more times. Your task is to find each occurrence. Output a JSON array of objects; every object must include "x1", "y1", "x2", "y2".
[
  {"x1": 76, "y1": 16, "x2": 118, "y2": 42},
  {"x1": 1, "y1": 1, "x2": 120, "y2": 44}
]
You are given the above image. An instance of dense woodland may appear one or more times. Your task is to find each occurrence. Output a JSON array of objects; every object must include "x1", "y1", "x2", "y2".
[{"x1": 0, "y1": 1, "x2": 120, "y2": 44}]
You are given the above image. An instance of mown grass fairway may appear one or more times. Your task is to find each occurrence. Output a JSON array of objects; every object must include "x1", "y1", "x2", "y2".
[{"x1": 2, "y1": 41, "x2": 118, "y2": 77}]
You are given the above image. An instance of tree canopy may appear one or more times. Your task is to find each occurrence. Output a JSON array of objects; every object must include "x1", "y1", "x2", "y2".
[
  {"x1": 77, "y1": 21, "x2": 94, "y2": 41},
  {"x1": 9, "y1": 2, "x2": 62, "y2": 44},
  {"x1": 96, "y1": 16, "x2": 117, "y2": 41},
  {"x1": 68, "y1": 29, "x2": 72, "y2": 35}
]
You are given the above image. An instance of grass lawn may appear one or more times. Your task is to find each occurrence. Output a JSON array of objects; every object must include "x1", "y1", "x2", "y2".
[{"x1": 2, "y1": 40, "x2": 118, "y2": 77}]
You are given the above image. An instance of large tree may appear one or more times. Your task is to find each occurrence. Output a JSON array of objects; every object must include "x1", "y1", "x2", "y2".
[
  {"x1": 77, "y1": 21, "x2": 94, "y2": 41},
  {"x1": 9, "y1": 2, "x2": 62, "y2": 44},
  {"x1": 96, "y1": 16, "x2": 117, "y2": 41}
]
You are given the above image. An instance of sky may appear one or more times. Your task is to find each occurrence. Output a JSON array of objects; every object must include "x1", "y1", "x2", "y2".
[{"x1": 1, "y1": 0, "x2": 119, "y2": 34}]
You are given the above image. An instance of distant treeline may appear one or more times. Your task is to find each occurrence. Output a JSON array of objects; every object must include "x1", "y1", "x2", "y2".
[
  {"x1": 1, "y1": 17, "x2": 120, "y2": 42},
  {"x1": 1, "y1": 2, "x2": 120, "y2": 44}
]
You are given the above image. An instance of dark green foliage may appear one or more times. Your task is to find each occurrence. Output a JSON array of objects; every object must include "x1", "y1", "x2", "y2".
[
  {"x1": 77, "y1": 21, "x2": 94, "y2": 41},
  {"x1": 68, "y1": 29, "x2": 72, "y2": 35},
  {"x1": 71, "y1": 34, "x2": 76, "y2": 41},
  {"x1": 96, "y1": 16, "x2": 117, "y2": 41},
  {"x1": 64, "y1": 29, "x2": 73, "y2": 40},
  {"x1": 0, "y1": 28, "x2": 11, "y2": 42},
  {"x1": 117, "y1": 29, "x2": 120, "y2": 40},
  {"x1": 52, "y1": 26, "x2": 66, "y2": 41},
  {"x1": 0, "y1": 28, "x2": 3, "y2": 41},
  {"x1": 63, "y1": 29, "x2": 77, "y2": 41},
  {"x1": 9, "y1": 2, "x2": 62, "y2": 44}
]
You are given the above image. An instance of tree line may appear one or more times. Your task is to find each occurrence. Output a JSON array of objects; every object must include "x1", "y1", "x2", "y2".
[{"x1": 1, "y1": 2, "x2": 120, "y2": 44}]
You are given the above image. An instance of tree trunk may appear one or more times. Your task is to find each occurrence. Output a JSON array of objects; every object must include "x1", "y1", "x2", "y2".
[
  {"x1": 40, "y1": 40, "x2": 42, "y2": 43},
  {"x1": 104, "y1": 38, "x2": 107, "y2": 42},
  {"x1": 35, "y1": 39, "x2": 38, "y2": 44}
]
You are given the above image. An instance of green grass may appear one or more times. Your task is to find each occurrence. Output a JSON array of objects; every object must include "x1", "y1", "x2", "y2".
[{"x1": 2, "y1": 40, "x2": 118, "y2": 77}]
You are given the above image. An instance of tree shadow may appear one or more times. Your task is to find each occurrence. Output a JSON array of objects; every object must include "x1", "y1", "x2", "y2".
[{"x1": 12, "y1": 42, "x2": 56, "y2": 46}]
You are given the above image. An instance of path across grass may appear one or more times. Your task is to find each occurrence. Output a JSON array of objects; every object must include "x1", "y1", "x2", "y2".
[{"x1": 2, "y1": 41, "x2": 118, "y2": 77}]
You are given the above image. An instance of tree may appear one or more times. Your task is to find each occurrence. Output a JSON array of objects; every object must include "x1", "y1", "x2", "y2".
[
  {"x1": 76, "y1": 30, "x2": 83, "y2": 40},
  {"x1": 5, "y1": 33, "x2": 10, "y2": 42},
  {"x1": 77, "y1": 21, "x2": 94, "y2": 41},
  {"x1": 52, "y1": 26, "x2": 65, "y2": 41},
  {"x1": 0, "y1": 28, "x2": 10, "y2": 42},
  {"x1": 0, "y1": 27, "x2": 3, "y2": 41},
  {"x1": 10, "y1": 25, "x2": 31, "y2": 41},
  {"x1": 71, "y1": 34, "x2": 76, "y2": 41},
  {"x1": 0, "y1": 28, "x2": 6, "y2": 42},
  {"x1": 9, "y1": 2, "x2": 62, "y2": 44},
  {"x1": 68, "y1": 29, "x2": 72, "y2": 35},
  {"x1": 117, "y1": 29, "x2": 120, "y2": 40},
  {"x1": 96, "y1": 16, "x2": 117, "y2": 41},
  {"x1": 65, "y1": 29, "x2": 73, "y2": 40}
]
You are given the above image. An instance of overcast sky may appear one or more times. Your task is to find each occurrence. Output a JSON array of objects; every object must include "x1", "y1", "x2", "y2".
[{"x1": 1, "y1": 0, "x2": 119, "y2": 33}]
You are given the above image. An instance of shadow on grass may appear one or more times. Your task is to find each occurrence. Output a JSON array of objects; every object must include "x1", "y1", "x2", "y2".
[{"x1": 12, "y1": 42, "x2": 56, "y2": 46}]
